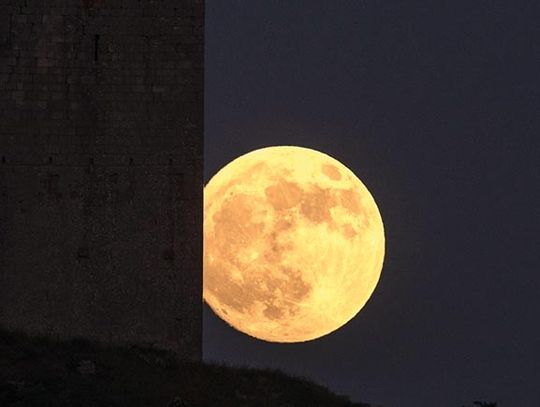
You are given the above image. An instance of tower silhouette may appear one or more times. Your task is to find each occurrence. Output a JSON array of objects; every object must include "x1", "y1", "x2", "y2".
[{"x1": 0, "y1": 0, "x2": 203, "y2": 360}]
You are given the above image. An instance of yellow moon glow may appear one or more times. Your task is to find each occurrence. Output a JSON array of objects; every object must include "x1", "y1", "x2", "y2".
[{"x1": 203, "y1": 146, "x2": 385, "y2": 342}]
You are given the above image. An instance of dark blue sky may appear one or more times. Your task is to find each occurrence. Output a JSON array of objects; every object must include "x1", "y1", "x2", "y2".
[{"x1": 203, "y1": 1, "x2": 540, "y2": 406}]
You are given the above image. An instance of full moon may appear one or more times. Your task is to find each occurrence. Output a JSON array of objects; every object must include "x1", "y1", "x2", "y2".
[{"x1": 203, "y1": 146, "x2": 385, "y2": 342}]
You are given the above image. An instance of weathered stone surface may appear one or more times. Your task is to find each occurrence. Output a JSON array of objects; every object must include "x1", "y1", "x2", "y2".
[{"x1": 0, "y1": 0, "x2": 203, "y2": 361}]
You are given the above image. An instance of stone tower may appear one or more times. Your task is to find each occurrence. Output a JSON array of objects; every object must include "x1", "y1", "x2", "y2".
[{"x1": 0, "y1": 0, "x2": 203, "y2": 360}]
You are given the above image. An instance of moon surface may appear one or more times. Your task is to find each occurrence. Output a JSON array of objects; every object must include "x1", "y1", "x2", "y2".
[{"x1": 203, "y1": 146, "x2": 385, "y2": 342}]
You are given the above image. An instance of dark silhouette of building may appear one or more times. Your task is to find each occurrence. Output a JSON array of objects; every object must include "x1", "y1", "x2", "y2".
[{"x1": 0, "y1": 0, "x2": 203, "y2": 360}]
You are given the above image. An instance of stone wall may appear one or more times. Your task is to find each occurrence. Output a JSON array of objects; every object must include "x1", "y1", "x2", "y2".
[{"x1": 0, "y1": 0, "x2": 203, "y2": 360}]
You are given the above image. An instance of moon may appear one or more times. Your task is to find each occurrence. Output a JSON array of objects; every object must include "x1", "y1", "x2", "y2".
[{"x1": 203, "y1": 146, "x2": 385, "y2": 343}]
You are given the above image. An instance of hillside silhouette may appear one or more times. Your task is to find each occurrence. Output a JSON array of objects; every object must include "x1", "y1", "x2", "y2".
[{"x1": 0, "y1": 327, "x2": 370, "y2": 407}]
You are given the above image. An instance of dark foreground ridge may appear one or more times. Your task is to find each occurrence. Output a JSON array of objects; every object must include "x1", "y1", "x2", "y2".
[{"x1": 0, "y1": 327, "x2": 370, "y2": 407}]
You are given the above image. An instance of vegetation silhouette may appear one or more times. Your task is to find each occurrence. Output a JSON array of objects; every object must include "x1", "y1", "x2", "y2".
[{"x1": 0, "y1": 327, "x2": 369, "y2": 407}]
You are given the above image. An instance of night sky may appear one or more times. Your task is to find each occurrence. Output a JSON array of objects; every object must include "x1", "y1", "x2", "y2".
[{"x1": 203, "y1": 1, "x2": 540, "y2": 406}]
